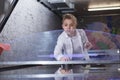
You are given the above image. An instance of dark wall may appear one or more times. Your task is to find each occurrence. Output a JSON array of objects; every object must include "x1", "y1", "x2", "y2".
[
  {"x1": 77, "y1": 15, "x2": 120, "y2": 34},
  {"x1": 0, "y1": 0, "x2": 4, "y2": 15}
]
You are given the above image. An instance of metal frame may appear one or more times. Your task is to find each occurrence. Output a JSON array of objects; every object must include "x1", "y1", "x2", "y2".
[{"x1": 0, "y1": 60, "x2": 119, "y2": 65}]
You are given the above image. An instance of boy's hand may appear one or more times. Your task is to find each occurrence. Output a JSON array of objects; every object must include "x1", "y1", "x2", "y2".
[
  {"x1": 60, "y1": 56, "x2": 70, "y2": 61},
  {"x1": 84, "y1": 42, "x2": 93, "y2": 50}
]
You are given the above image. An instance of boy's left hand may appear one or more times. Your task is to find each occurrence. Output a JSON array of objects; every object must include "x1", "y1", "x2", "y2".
[{"x1": 84, "y1": 42, "x2": 93, "y2": 50}]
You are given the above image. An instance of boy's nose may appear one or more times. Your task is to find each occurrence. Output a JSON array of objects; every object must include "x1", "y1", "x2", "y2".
[{"x1": 68, "y1": 26, "x2": 71, "y2": 29}]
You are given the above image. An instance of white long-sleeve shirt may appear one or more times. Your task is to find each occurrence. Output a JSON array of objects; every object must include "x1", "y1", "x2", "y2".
[{"x1": 54, "y1": 29, "x2": 90, "y2": 61}]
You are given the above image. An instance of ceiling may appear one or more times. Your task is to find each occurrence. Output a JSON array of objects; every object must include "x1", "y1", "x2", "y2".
[{"x1": 39, "y1": 0, "x2": 120, "y2": 17}]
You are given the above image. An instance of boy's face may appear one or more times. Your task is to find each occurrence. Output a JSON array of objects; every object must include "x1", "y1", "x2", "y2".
[{"x1": 62, "y1": 19, "x2": 76, "y2": 35}]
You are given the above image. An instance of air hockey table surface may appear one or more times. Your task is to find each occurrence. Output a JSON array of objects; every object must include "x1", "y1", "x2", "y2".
[
  {"x1": 0, "y1": 49, "x2": 120, "y2": 80},
  {"x1": 0, "y1": 30, "x2": 120, "y2": 80}
]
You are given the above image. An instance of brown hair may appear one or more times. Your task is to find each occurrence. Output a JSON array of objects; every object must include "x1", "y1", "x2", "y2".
[{"x1": 62, "y1": 14, "x2": 77, "y2": 27}]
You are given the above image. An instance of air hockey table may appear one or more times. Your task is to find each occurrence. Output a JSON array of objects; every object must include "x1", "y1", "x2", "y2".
[
  {"x1": 0, "y1": 30, "x2": 120, "y2": 80},
  {"x1": 0, "y1": 49, "x2": 120, "y2": 80}
]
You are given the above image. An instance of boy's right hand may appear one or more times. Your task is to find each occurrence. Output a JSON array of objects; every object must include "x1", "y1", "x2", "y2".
[{"x1": 60, "y1": 56, "x2": 70, "y2": 61}]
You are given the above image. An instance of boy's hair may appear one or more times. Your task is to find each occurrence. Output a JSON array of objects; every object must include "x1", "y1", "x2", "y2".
[{"x1": 62, "y1": 14, "x2": 77, "y2": 27}]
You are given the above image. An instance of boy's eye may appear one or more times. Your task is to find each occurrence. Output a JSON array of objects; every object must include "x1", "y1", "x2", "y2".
[
  {"x1": 64, "y1": 24, "x2": 68, "y2": 27},
  {"x1": 70, "y1": 24, "x2": 73, "y2": 27},
  {"x1": 65, "y1": 24, "x2": 67, "y2": 26}
]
